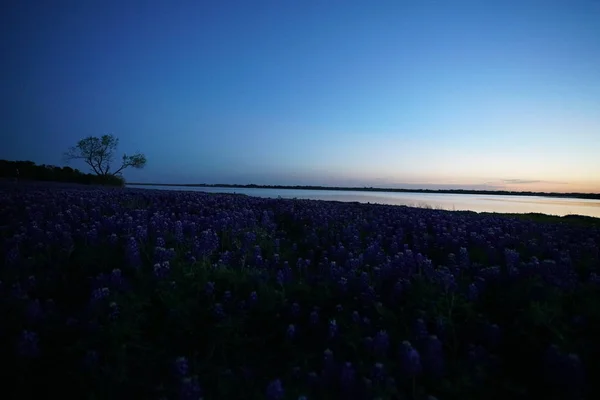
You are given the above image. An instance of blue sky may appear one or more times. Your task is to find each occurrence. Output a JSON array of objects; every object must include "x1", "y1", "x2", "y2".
[{"x1": 2, "y1": 0, "x2": 599, "y2": 192}]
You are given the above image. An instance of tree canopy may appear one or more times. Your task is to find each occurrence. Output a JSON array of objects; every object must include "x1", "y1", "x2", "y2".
[{"x1": 64, "y1": 134, "x2": 146, "y2": 176}]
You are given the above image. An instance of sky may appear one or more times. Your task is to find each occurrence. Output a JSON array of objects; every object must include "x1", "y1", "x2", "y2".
[{"x1": 2, "y1": 0, "x2": 600, "y2": 193}]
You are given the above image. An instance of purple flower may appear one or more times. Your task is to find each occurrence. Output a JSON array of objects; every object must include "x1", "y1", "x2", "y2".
[
  {"x1": 412, "y1": 318, "x2": 428, "y2": 342},
  {"x1": 173, "y1": 356, "x2": 190, "y2": 377},
  {"x1": 372, "y1": 362, "x2": 385, "y2": 383},
  {"x1": 447, "y1": 253, "x2": 456, "y2": 265},
  {"x1": 329, "y1": 319, "x2": 338, "y2": 338},
  {"x1": 91, "y1": 287, "x2": 110, "y2": 303},
  {"x1": 249, "y1": 291, "x2": 258, "y2": 305},
  {"x1": 373, "y1": 330, "x2": 390, "y2": 357},
  {"x1": 434, "y1": 267, "x2": 456, "y2": 292},
  {"x1": 459, "y1": 247, "x2": 470, "y2": 268},
  {"x1": 11, "y1": 283, "x2": 25, "y2": 299},
  {"x1": 340, "y1": 362, "x2": 355, "y2": 393},
  {"x1": 110, "y1": 268, "x2": 124, "y2": 288},
  {"x1": 205, "y1": 281, "x2": 215, "y2": 296},
  {"x1": 154, "y1": 246, "x2": 167, "y2": 263},
  {"x1": 92, "y1": 273, "x2": 108, "y2": 291},
  {"x1": 125, "y1": 237, "x2": 141, "y2": 268},
  {"x1": 153, "y1": 261, "x2": 171, "y2": 279},
  {"x1": 25, "y1": 298, "x2": 43, "y2": 324},
  {"x1": 108, "y1": 302, "x2": 119, "y2": 320},
  {"x1": 174, "y1": 221, "x2": 184, "y2": 243},
  {"x1": 505, "y1": 248, "x2": 520, "y2": 269},
  {"x1": 135, "y1": 225, "x2": 147, "y2": 241},
  {"x1": 322, "y1": 349, "x2": 336, "y2": 382},
  {"x1": 86, "y1": 228, "x2": 99, "y2": 244},
  {"x1": 290, "y1": 302, "x2": 301, "y2": 318},
  {"x1": 467, "y1": 282, "x2": 479, "y2": 301},
  {"x1": 266, "y1": 379, "x2": 284, "y2": 400},
  {"x1": 195, "y1": 229, "x2": 219, "y2": 258},
  {"x1": 179, "y1": 375, "x2": 201, "y2": 400},
  {"x1": 108, "y1": 233, "x2": 118, "y2": 246},
  {"x1": 337, "y1": 277, "x2": 348, "y2": 293},
  {"x1": 399, "y1": 341, "x2": 422, "y2": 377},
  {"x1": 392, "y1": 275, "x2": 407, "y2": 296},
  {"x1": 422, "y1": 335, "x2": 444, "y2": 378},
  {"x1": 213, "y1": 303, "x2": 225, "y2": 319},
  {"x1": 6, "y1": 246, "x2": 20, "y2": 265},
  {"x1": 17, "y1": 330, "x2": 40, "y2": 358},
  {"x1": 310, "y1": 310, "x2": 319, "y2": 325},
  {"x1": 287, "y1": 324, "x2": 296, "y2": 339}
]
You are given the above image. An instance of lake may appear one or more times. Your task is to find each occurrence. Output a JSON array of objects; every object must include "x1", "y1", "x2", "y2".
[{"x1": 127, "y1": 185, "x2": 600, "y2": 218}]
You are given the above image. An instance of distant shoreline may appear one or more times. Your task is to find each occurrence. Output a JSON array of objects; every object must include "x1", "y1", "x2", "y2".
[
  {"x1": 4, "y1": 179, "x2": 599, "y2": 222},
  {"x1": 126, "y1": 182, "x2": 600, "y2": 200}
]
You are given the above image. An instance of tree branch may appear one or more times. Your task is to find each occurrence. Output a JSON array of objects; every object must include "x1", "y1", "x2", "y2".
[
  {"x1": 64, "y1": 134, "x2": 144, "y2": 177},
  {"x1": 85, "y1": 159, "x2": 102, "y2": 175},
  {"x1": 111, "y1": 162, "x2": 128, "y2": 176}
]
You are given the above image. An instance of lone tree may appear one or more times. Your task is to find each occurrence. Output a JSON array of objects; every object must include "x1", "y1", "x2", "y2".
[{"x1": 64, "y1": 134, "x2": 147, "y2": 176}]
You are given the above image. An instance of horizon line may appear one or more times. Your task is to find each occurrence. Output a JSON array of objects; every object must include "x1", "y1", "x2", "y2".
[{"x1": 125, "y1": 182, "x2": 600, "y2": 197}]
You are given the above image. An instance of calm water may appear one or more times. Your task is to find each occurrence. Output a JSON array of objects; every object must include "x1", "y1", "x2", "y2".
[{"x1": 127, "y1": 185, "x2": 600, "y2": 218}]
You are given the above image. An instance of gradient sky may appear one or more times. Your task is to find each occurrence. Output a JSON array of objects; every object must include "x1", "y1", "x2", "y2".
[{"x1": 2, "y1": 0, "x2": 600, "y2": 192}]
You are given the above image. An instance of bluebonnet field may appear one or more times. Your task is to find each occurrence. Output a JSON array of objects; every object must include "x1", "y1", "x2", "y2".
[{"x1": 1, "y1": 185, "x2": 599, "y2": 399}]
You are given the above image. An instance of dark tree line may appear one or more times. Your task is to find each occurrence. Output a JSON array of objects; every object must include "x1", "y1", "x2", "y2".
[{"x1": 0, "y1": 160, "x2": 125, "y2": 186}]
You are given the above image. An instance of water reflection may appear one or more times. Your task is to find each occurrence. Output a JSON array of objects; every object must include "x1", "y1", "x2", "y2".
[{"x1": 127, "y1": 185, "x2": 600, "y2": 218}]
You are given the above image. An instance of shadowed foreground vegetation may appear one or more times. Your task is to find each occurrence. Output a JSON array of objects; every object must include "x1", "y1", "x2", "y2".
[
  {"x1": 0, "y1": 159, "x2": 125, "y2": 186},
  {"x1": 485, "y1": 212, "x2": 600, "y2": 227},
  {"x1": 1, "y1": 185, "x2": 599, "y2": 399}
]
